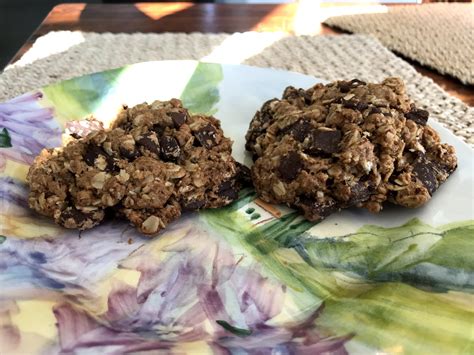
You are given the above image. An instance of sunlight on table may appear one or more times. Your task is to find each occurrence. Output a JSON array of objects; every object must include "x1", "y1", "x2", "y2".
[
  {"x1": 201, "y1": 32, "x2": 285, "y2": 64},
  {"x1": 252, "y1": 1, "x2": 388, "y2": 35},
  {"x1": 7, "y1": 32, "x2": 86, "y2": 69},
  {"x1": 134, "y1": 3, "x2": 194, "y2": 21}
]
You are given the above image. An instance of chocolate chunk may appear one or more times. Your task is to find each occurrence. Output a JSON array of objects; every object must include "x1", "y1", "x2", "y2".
[
  {"x1": 105, "y1": 203, "x2": 123, "y2": 219},
  {"x1": 59, "y1": 207, "x2": 89, "y2": 225},
  {"x1": 405, "y1": 108, "x2": 429, "y2": 125},
  {"x1": 412, "y1": 156, "x2": 438, "y2": 194},
  {"x1": 159, "y1": 135, "x2": 181, "y2": 161},
  {"x1": 137, "y1": 133, "x2": 160, "y2": 156},
  {"x1": 182, "y1": 199, "x2": 206, "y2": 211},
  {"x1": 119, "y1": 146, "x2": 139, "y2": 160},
  {"x1": 236, "y1": 162, "x2": 252, "y2": 187},
  {"x1": 84, "y1": 144, "x2": 117, "y2": 172},
  {"x1": 339, "y1": 79, "x2": 366, "y2": 93},
  {"x1": 283, "y1": 119, "x2": 312, "y2": 142},
  {"x1": 342, "y1": 100, "x2": 357, "y2": 110},
  {"x1": 278, "y1": 151, "x2": 303, "y2": 182},
  {"x1": 338, "y1": 81, "x2": 351, "y2": 93},
  {"x1": 70, "y1": 133, "x2": 81, "y2": 139},
  {"x1": 356, "y1": 102, "x2": 369, "y2": 111},
  {"x1": 169, "y1": 111, "x2": 187, "y2": 128},
  {"x1": 308, "y1": 129, "x2": 342, "y2": 155},
  {"x1": 348, "y1": 182, "x2": 372, "y2": 205},
  {"x1": 84, "y1": 144, "x2": 106, "y2": 166},
  {"x1": 194, "y1": 124, "x2": 218, "y2": 149},
  {"x1": 151, "y1": 124, "x2": 164, "y2": 136},
  {"x1": 350, "y1": 79, "x2": 366, "y2": 86},
  {"x1": 104, "y1": 156, "x2": 119, "y2": 173},
  {"x1": 369, "y1": 107, "x2": 382, "y2": 115},
  {"x1": 343, "y1": 100, "x2": 368, "y2": 112},
  {"x1": 298, "y1": 196, "x2": 339, "y2": 220},
  {"x1": 218, "y1": 180, "x2": 239, "y2": 200}
]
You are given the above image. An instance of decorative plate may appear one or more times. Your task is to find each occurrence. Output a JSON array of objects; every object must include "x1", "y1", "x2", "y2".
[{"x1": 0, "y1": 61, "x2": 473, "y2": 354}]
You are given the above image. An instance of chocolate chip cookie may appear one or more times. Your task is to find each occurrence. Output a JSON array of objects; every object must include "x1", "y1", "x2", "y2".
[
  {"x1": 28, "y1": 99, "x2": 247, "y2": 235},
  {"x1": 246, "y1": 78, "x2": 457, "y2": 221}
]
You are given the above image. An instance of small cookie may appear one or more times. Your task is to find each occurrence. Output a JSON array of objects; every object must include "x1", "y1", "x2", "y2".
[
  {"x1": 246, "y1": 78, "x2": 457, "y2": 221},
  {"x1": 28, "y1": 99, "x2": 244, "y2": 235}
]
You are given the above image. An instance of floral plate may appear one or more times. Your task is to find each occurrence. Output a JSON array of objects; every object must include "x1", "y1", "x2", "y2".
[{"x1": 0, "y1": 61, "x2": 473, "y2": 354}]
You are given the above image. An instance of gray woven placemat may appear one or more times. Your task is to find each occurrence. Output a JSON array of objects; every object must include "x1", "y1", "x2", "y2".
[
  {"x1": 0, "y1": 31, "x2": 472, "y2": 145},
  {"x1": 324, "y1": 3, "x2": 474, "y2": 85}
]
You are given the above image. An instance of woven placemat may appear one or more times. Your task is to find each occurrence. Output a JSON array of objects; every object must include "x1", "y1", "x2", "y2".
[
  {"x1": 0, "y1": 31, "x2": 472, "y2": 145},
  {"x1": 324, "y1": 3, "x2": 474, "y2": 85}
]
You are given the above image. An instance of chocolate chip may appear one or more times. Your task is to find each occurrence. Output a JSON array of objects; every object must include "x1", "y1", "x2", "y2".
[
  {"x1": 60, "y1": 207, "x2": 90, "y2": 225},
  {"x1": 369, "y1": 107, "x2": 382, "y2": 114},
  {"x1": 84, "y1": 144, "x2": 117, "y2": 172},
  {"x1": 348, "y1": 182, "x2": 372, "y2": 205},
  {"x1": 119, "y1": 146, "x2": 139, "y2": 160},
  {"x1": 108, "y1": 202, "x2": 125, "y2": 218},
  {"x1": 405, "y1": 108, "x2": 429, "y2": 125},
  {"x1": 84, "y1": 144, "x2": 106, "y2": 166},
  {"x1": 194, "y1": 124, "x2": 218, "y2": 149},
  {"x1": 298, "y1": 196, "x2": 339, "y2": 220},
  {"x1": 339, "y1": 79, "x2": 366, "y2": 93},
  {"x1": 151, "y1": 124, "x2": 164, "y2": 136},
  {"x1": 104, "y1": 156, "x2": 119, "y2": 173},
  {"x1": 169, "y1": 111, "x2": 187, "y2": 128},
  {"x1": 350, "y1": 79, "x2": 366, "y2": 86},
  {"x1": 342, "y1": 100, "x2": 368, "y2": 112},
  {"x1": 218, "y1": 180, "x2": 239, "y2": 200},
  {"x1": 182, "y1": 199, "x2": 206, "y2": 211},
  {"x1": 412, "y1": 156, "x2": 438, "y2": 194},
  {"x1": 342, "y1": 100, "x2": 358, "y2": 110},
  {"x1": 308, "y1": 129, "x2": 342, "y2": 155},
  {"x1": 236, "y1": 162, "x2": 252, "y2": 187},
  {"x1": 383, "y1": 112, "x2": 392, "y2": 117},
  {"x1": 278, "y1": 151, "x2": 303, "y2": 182},
  {"x1": 283, "y1": 119, "x2": 312, "y2": 142},
  {"x1": 70, "y1": 133, "x2": 81, "y2": 139},
  {"x1": 159, "y1": 135, "x2": 181, "y2": 161},
  {"x1": 338, "y1": 81, "x2": 351, "y2": 93},
  {"x1": 356, "y1": 102, "x2": 369, "y2": 111},
  {"x1": 137, "y1": 133, "x2": 160, "y2": 156}
]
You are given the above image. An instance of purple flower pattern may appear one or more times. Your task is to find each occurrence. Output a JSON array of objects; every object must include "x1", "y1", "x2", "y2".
[
  {"x1": 0, "y1": 92, "x2": 61, "y2": 171},
  {"x1": 0, "y1": 209, "x2": 352, "y2": 354}
]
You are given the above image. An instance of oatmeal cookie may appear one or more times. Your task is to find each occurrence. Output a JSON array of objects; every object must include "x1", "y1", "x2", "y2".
[
  {"x1": 246, "y1": 78, "x2": 457, "y2": 221},
  {"x1": 27, "y1": 99, "x2": 247, "y2": 235}
]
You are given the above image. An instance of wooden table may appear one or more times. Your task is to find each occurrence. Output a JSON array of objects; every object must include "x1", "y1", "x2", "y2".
[{"x1": 11, "y1": 2, "x2": 473, "y2": 106}]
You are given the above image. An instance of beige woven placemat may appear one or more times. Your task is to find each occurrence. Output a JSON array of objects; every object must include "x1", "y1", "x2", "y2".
[
  {"x1": 324, "y1": 3, "x2": 474, "y2": 85},
  {"x1": 0, "y1": 31, "x2": 472, "y2": 145}
]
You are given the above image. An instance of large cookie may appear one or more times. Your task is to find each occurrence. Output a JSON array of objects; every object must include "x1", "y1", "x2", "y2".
[
  {"x1": 28, "y1": 99, "x2": 247, "y2": 235},
  {"x1": 246, "y1": 78, "x2": 457, "y2": 221}
]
